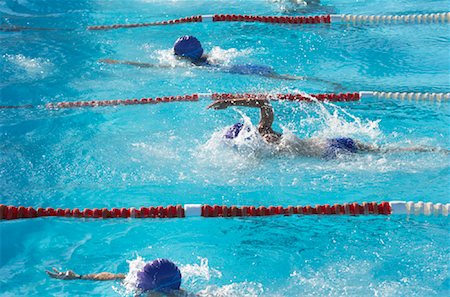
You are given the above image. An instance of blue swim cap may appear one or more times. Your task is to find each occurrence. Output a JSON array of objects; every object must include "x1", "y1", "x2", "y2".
[
  {"x1": 225, "y1": 123, "x2": 244, "y2": 139},
  {"x1": 173, "y1": 36, "x2": 204, "y2": 60},
  {"x1": 136, "y1": 259, "x2": 181, "y2": 292}
]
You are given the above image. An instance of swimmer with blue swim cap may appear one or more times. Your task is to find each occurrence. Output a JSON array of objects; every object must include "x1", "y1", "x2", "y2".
[
  {"x1": 100, "y1": 36, "x2": 342, "y2": 88},
  {"x1": 209, "y1": 98, "x2": 448, "y2": 158},
  {"x1": 137, "y1": 259, "x2": 182, "y2": 293},
  {"x1": 173, "y1": 35, "x2": 206, "y2": 64},
  {"x1": 47, "y1": 258, "x2": 185, "y2": 296}
]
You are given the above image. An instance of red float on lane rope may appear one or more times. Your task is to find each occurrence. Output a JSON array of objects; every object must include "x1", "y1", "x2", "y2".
[
  {"x1": 87, "y1": 14, "x2": 331, "y2": 30},
  {"x1": 210, "y1": 92, "x2": 360, "y2": 102},
  {"x1": 1, "y1": 201, "x2": 447, "y2": 220},
  {"x1": 44, "y1": 92, "x2": 358, "y2": 110},
  {"x1": 3, "y1": 92, "x2": 449, "y2": 110},
  {"x1": 45, "y1": 94, "x2": 200, "y2": 109},
  {"x1": 0, "y1": 202, "x2": 391, "y2": 220},
  {"x1": 87, "y1": 13, "x2": 450, "y2": 31}
]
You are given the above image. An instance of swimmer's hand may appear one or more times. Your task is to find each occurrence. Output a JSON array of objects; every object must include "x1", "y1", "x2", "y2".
[
  {"x1": 207, "y1": 100, "x2": 230, "y2": 110},
  {"x1": 46, "y1": 268, "x2": 81, "y2": 280},
  {"x1": 46, "y1": 268, "x2": 126, "y2": 281}
]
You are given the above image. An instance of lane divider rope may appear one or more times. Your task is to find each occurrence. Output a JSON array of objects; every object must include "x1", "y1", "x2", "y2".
[
  {"x1": 1, "y1": 201, "x2": 448, "y2": 220},
  {"x1": 87, "y1": 12, "x2": 450, "y2": 30},
  {"x1": 336, "y1": 12, "x2": 450, "y2": 25},
  {"x1": 365, "y1": 91, "x2": 450, "y2": 101},
  {"x1": 1, "y1": 92, "x2": 448, "y2": 110},
  {"x1": 44, "y1": 92, "x2": 359, "y2": 109}
]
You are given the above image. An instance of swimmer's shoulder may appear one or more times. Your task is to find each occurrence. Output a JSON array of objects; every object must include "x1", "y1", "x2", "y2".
[
  {"x1": 275, "y1": 136, "x2": 325, "y2": 157},
  {"x1": 192, "y1": 56, "x2": 211, "y2": 66}
]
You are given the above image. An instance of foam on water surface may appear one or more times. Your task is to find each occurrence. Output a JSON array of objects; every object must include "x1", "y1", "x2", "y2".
[
  {"x1": 2, "y1": 54, "x2": 53, "y2": 80},
  {"x1": 150, "y1": 46, "x2": 252, "y2": 68}
]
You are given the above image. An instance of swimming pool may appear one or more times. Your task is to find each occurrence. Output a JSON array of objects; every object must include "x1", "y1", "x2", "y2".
[{"x1": 1, "y1": 0, "x2": 449, "y2": 295}]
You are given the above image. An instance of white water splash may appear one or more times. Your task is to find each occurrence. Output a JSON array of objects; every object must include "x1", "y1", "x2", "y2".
[
  {"x1": 207, "y1": 47, "x2": 253, "y2": 66},
  {"x1": 113, "y1": 257, "x2": 223, "y2": 296},
  {"x1": 270, "y1": 0, "x2": 307, "y2": 13},
  {"x1": 296, "y1": 96, "x2": 382, "y2": 143},
  {"x1": 270, "y1": 0, "x2": 321, "y2": 12},
  {"x1": 154, "y1": 48, "x2": 187, "y2": 68},
  {"x1": 271, "y1": 0, "x2": 308, "y2": 6},
  {"x1": 198, "y1": 282, "x2": 265, "y2": 297},
  {"x1": 198, "y1": 97, "x2": 381, "y2": 163},
  {"x1": 3, "y1": 54, "x2": 53, "y2": 79},
  {"x1": 194, "y1": 93, "x2": 450, "y2": 178},
  {"x1": 180, "y1": 257, "x2": 223, "y2": 282},
  {"x1": 112, "y1": 256, "x2": 146, "y2": 296},
  {"x1": 152, "y1": 46, "x2": 252, "y2": 68},
  {"x1": 196, "y1": 110, "x2": 273, "y2": 171}
]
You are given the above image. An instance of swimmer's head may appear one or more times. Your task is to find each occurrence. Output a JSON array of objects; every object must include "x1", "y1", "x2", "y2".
[
  {"x1": 136, "y1": 259, "x2": 181, "y2": 293},
  {"x1": 224, "y1": 123, "x2": 244, "y2": 139},
  {"x1": 173, "y1": 36, "x2": 204, "y2": 61}
]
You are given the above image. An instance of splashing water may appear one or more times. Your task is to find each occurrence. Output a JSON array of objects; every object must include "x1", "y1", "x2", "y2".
[
  {"x1": 113, "y1": 256, "x2": 146, "y2": 296},
  {"x1": 196, "y1": 110, "x2": 273, "y2": 171},
  {"x1": 192, "y1": 92, "x2": 449, "y2": 182},
  {"x1": 3, "y1": 54, "x2": 53, "y2": 79},
  {"x1": 180, "y1": 257, "x2": 223, "y2": 284},
  {"x1": 207, "y1": 47, "x2": 253, "y2": 66},
  {"x1": 270, "y1": 0, "x2": 308, "y2": 13},
  {"x1": 152, "y1": 46, "x2": 252, "y2": 68},
  {"x1": 294, "y1": 93, "x2": 382, "y2": 144},
  {"x1": 198, "y1": 282, "x2": 265, "y2": 297},
  {"x1": 198, "y1": 96, "x2": 382, "y2": 163},
  {"x1": 113, "y1": 256, "x2": 223, "y2": 296},
  {"x1": 271, "y1": 0, "x2": 308, "y2": 6},
  {"x1": 153, "y1": 48, "x2": 187, "y2": 68}
]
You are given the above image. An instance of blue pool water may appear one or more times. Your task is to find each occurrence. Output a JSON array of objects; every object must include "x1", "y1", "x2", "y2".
[{"x1": 1, "y1": 0, "x2": 449, "y2": 296}]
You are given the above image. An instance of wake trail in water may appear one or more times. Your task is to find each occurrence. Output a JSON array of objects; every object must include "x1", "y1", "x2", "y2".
[{"x1": 152, "y1": 47, "x2": 252, "y2": 68}]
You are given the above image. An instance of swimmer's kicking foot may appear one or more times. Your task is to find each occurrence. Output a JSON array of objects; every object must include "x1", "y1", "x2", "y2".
[
  {"x1": 208, "y1": 98, "x2": 449, "y2": 158},
  {"x1": 46, "y1": 258, "x2": 187, "y2": 296},
  {"x1": 99, "y1": 35, "x2": 342, "y2": 89}
]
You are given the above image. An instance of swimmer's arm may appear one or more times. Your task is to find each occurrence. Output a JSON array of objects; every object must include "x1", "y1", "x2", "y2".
[
  {"x1": 354, "y1": 140, "x2": 380, "y2": 152},
  {"x1": 207, "y1": 98, "x2": 275, "y2": 132},
  {"x1": 46, "y1": 268, "x2": 125, "y2": 281},
  {"x1": 99, "y1": 59, "x2": 173, "y2": 69},
  {"x1": 207, "y1": 98, "x2": 270, "y2": 109},
  {"x1": 80, "y1": 272, "x2": 126, "y2": 280}
]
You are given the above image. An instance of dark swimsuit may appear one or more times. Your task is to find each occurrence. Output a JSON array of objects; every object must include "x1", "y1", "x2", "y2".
[
  {"x1": 192, "y1": 58, "x2": 274, "y2": 76},
  {"x1": 323, "y1": 138, "x2": 358, "y2": 159}
]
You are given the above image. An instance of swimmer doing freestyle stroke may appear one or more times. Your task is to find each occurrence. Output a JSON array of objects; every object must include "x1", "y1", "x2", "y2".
[
  {"x1": 47, "y1": 258, "x2": 188, "y2": 296},
  {"x1": 100, "y1": 35, "x2": 342, "y2": 89},
  {"x1": 207, "y1": 97, "x2": 448, "y2": 159}
]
